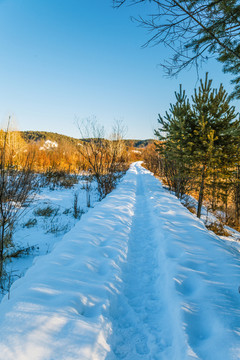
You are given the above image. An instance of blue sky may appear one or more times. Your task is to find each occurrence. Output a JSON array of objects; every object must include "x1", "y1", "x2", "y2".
[{"x1": 0, "y1": 0, "x2": 237, "y2": 139}]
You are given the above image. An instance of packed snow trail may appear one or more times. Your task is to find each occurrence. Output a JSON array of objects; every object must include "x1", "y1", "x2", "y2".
[
  {"x1": 0, "y1": 163, "x2": 240, "y2": 360},
  {"x1": 106, "y1": 169, "x2": 186, "y2": 359}
]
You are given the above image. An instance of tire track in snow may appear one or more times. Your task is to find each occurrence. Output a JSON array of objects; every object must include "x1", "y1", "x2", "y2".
[{"x1": 106, "y1": 165, "x2": 173, "y2": 360}]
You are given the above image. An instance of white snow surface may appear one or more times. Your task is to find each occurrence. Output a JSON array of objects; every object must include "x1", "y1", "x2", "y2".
[
  {"x1": 4, "y1": 177, "x2": 98, "y2": 293},
  {"x1": 39, "y1": 140, "x2": 58, "y2": 150},
  {"x1": 0, "y1": 162, "x2": 240, "y2": 360}
]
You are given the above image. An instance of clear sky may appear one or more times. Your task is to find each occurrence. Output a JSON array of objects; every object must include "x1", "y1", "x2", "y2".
[{"x1": 0, "y1": 0, "x2": 237, "y2": 139}]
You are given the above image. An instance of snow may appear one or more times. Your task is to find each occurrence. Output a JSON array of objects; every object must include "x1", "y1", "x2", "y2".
[
  {"x1": 39, "y1": 140, "x2": 58, "y2": 150},
  {"x1": 0, "y1": 162, "x2": 240, "y2": 359},
  {"x1": 4, "y1": 177, "x2": 99, "y2": 299},
  {"x1": 180, "y1": 193, "x2": 240, "y2": 250}
]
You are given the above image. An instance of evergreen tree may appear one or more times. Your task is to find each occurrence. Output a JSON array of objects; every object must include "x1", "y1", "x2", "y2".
[
  {"x1": 155, "y1": 85, "x2": 193, "y2": 198},
  {"x1": 155, "y1": 73, "x2": 240, "y2": 219},
  {"x1": 190, "y1": 73, "x2": 239, "y2": 217}
]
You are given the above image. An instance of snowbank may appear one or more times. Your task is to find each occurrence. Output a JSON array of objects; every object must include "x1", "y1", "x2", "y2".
[
  {"x1": 143, "y1": 167, "x2": 240, "y2": 360},
  {"x1": 0, "y1": 165, "x2": 138, "y2": 360}
]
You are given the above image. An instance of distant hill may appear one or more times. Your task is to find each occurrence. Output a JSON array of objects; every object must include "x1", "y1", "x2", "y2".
[
  {"x1": 21, "y1": 131, "x2": 80, "y2": 147},
  {"x1": 124, "y1": 139, "x2": 154, "y2": 148},
  {"x1": 21, "y1": 131, "x2": 154, "y2": 148}
]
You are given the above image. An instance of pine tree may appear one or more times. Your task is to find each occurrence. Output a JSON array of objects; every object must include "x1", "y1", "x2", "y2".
[
  {"x1": 190, "y1": 73, "x2": 239, "y2": 217},
  {"x1": 155, "y1": 73, "x2": 240, "y2": 219},
  {"x1": 155, "y1": 85, "x2": 193, "y2": 198}
]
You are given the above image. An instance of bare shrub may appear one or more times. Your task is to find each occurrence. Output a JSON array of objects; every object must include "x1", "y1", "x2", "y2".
[
  {"x1": 206, "y1": 222, "x2": 230, "y2": 237},
  {"x1": 186, "y1": 205, "x2": 197, "y2": 215},
  {"x1": 73, "y1": 192, "x2": 84, "y2": 219},
  {"x1": 82, "y1": 176, "x2": 92, "y2": 208},
  {"x1": 45, "y1": 221, "x2": 69, "y2": 235},
  {"x1": 23, "y1": 218, "x2": 37, "y2": 228},
  {"x1": 0, "y1": 120, "x2": 38, "y2": 288},
  {"x1": 34, "y1": 205, "x2": 57, "y2": 217},
  {"x1": 77, "y1": 119, "x2": 129, "y2": 199},
  {"x1": 43, "y1": 171, "x2": 78, "y2": 190}
]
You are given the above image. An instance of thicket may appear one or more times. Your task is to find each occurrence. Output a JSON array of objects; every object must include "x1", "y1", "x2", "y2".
[
  {"x1": 0, "y1": 126, "x2": 132, "y2": 197},
  {"x1": 0, "y1": 125, "x2": 37, "y2": 291},
  {"x1": 78, "y1": 120, "x2": 130, "y2": 199},
  {"x1": 22, "y1": 130, "x2": 135, "y2": 185},
  {"x1": 148, "y1": 73, "x2": 240, "y2": 228}
]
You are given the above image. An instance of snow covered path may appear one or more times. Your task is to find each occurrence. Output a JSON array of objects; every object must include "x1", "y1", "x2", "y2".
[
  {"x1": 0, "y1": 163, "x2": 240, "y2": 359},
  {"x1": 106, "y1": 173, "x2": 165, "y2": 359}
]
